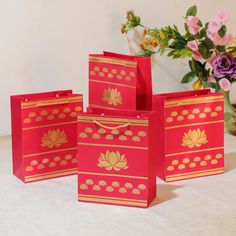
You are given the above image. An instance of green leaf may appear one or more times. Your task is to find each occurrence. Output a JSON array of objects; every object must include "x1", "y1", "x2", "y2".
[
  {"x1": 186, "y1": 5, "x2": 197, "y2": 17},
  {"x1": 189, "y1": 60, "x2": 194, "y2": 70},
  {"x1": 198, "y1": 43, "x2": 212, "y2": 59},
  {"x1": 181, "y1": 71, "x2": 196, "y2": 83},
  {"x1": 216, "y1": 45, "x2": 226, "y2": 52},
  {"x1": 218, "y1": 25, "x2": 227, "y2": 37},
  {"x1": 202, "y1": 38, "x2": 215, "y2": 50}
]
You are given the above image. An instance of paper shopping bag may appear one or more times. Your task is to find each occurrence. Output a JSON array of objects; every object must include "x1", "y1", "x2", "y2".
[
  {"x1": 11, "y1": 90, "x2": 83, "y2": 183},
  {"x1": 152, "y1": 89, "x2": 224, "y2": 182},
  {"x1": 77, "y1": 108, "x2": 157, "y2": 208},
  {"x1": 88, "y1": 51, "x2": 152, "y2": 111}
]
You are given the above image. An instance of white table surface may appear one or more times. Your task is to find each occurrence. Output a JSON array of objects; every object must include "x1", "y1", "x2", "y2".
[{"x1": 0, "y1": 135, "x2": 236, "y2": 236}]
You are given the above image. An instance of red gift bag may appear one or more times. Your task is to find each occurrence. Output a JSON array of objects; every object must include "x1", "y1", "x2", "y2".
[
  {"x1": 152, "y1": 89, "x2": 224, "y2": 182},
  {"x1": 88, "y1": 51, "x2": 152, "y2": 111},
  {"x1": 11, "y1": 90, "x2": 83, "y2": 183},
  {"x1": 77, "y1": 108, "x2": 157, "y2": 208}
]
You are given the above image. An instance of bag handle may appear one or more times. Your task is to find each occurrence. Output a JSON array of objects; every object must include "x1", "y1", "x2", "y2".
[
  {"x1": 36, "y1": 98, "x2": 70, "y2": 107},
  {"x1": 93, "y1": 120, "x2": 130, "y2": 130}
]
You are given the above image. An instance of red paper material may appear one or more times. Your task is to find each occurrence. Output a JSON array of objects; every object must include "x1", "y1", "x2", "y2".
[
  {"x1": 88, "y1": 52, "x2": 152, "y2": 111},
  {"x1": 152, "y1": 89, "x2": 224, "y2": 182},
  {"x1": 11, "y1": 90, "x2": 83, "y2": 183},
  {"x1": 77, "y1": 108, "x2": 157, "y2": 208}
]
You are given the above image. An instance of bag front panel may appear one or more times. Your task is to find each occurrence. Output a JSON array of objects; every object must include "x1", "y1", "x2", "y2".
[
  {"x1": 164, "y1": 94, "x2": 224, "y2": 181},
  {"x1": 21, "y1": 96, "x2": 83, "y2": 182},
  {"x1": 77, "y1": 116, "x2": 151, "y2": 207},
  {"x1": 89, "y1": 57, "x2": 137, "y2": 110}
]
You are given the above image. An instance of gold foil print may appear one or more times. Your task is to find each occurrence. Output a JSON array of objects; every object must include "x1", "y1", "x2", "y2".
[
  {"x1": 106, "y1": 186, "x2": 114, "y2": 192},
  {"x1": 111, "y1": 69, "x2": 117, "y2": 74},
  {"x1": 79, "y1": 132, "x2": 88, "y2": 138},
  {"x1": 120, "y1": 70, "x2": 126, "y2": 76},
  {"x1": 31, "y1": 160, "x2": 38, "y2": 165},
  {"x1": 90, "y1": 71, "x2": 96, "y2": 76},
  {"x1": 53, "y1": 156, "x2": 61, "y2": 162},
  {"x1": 86, "y1": 179, "x2": 94, "y2": 185},
  {"x1": 71, "y1": 158, "x2": 78, "y2": 164},
  {"x1": 98, "y1": 128, "x2": 106, "y2": 134},
  {"x1": 124, "y1": 130, "x2": 132, "y2": 136},
  {"x1": 193, "y1": 108, "x2": 200, "y2": 114},
  {"x1": 138, "y1": 184, "x2": 146, "y2": 190},
  {"x1": 92, "y1": 133, "x2": 100, "y2": 139},
  {"x1": 125, "y1": 76, "x2": 131, "y2": 81},
  {"x1": 215, "y1": 106, "x2": 222, "y2": 111},
  {"x1": 188, "y1": 114, "x2": 195, "y2": 120},
  {"x1": 75, "y1": 106, "x2": 82, "y2": 112},
  {"x1": 40, "y1": 111, "x2": 48, "y2": 116},
  {"x1": 60, "y1": 160, "x2": 68, "y2": 166},
  {"x1": 49, "y1": 162, "x2": 56, "y2": 167},
  {"x1": 24, "y1": 118, "x2": 31, "y2": 124},
  {"x1": 210, "y1": 112, "x2": 217, "y2": 117},
  {"x1": 35, "y1": 116, "x2": 43, "y2": 122},
  {"x1": 132, "y1": 136, "x2": 141, "y2": 142},
  {"x1": 103, "y1": 67, "x2": 109, "y2": 73},
  {"x1": 119, "y1": 187, "x2": 127, "y2": 193},
  {"x1": 167, "y1": 166, "x2": 174, "y2": 171},
  {"x1": 98, "y1": 72, "x2": 105, "y2": 77},
  {"x1": 166, "y1": 117, "x2": 173, "y2": 123},
  {"x1": 26, "y1": 166, "x2": 33, "y2": 172},
  {"x1": 47, "y1": 115, "x2": 54, "y2": 120},
  {"x1": 105, "y1": 134, "x2": 113, "y2": 140},
  {"x1": 80, "y1": 184, "x2": 88, "y2": 190},
  {"x1": 125, "y1": 183, "x2": 133, "y2": 189},
  {"x1": 111, "y1": 129, "x2": 119, "y2": 135},
  {"x1": 204, "y1": 155, "x2": 212, "y2": 161},
  {"x1": 58, "y1": 113, "x2": 66, "y2": 119},
  {"x1": 70, "y1": 112, "x2": 77, "y2": 117},
  {"x1": 200, "y1": 161, "x2": 207, "y2": 166},
  {"x1": 98, "y1": 180, "x2": 107, "y2": 186},
  {"x1": 42, "y1": 158, "x2": 50, "y2": 164},
  {"x1": 182, "y1": 158, "x2": 190, "y2": 164},
  {"x1": 119, "y1": 135, "x2": 127, "y2": 141},
  {"x1": 64, "y1": 108, "x2": 71, "y2": 113},
  {"x1": 204, "y1": 107, "x2": 211, "y2": 113},
  {"x1": 41, "y1": 129, "x2": 67, "y2": 148},
  {"x1": 189, "y1": 162, "x2": 196, "y2": 168},
  {"x1": 129, "y1": 72, "x2": 135, "y2": 77},
  {"x1": 116, "y1": 74, "x2": 122, "y2": 80},
  {"x1": 182, "y1": 129, "x2": 208, "y2": 148},
  {"x1": 194, "y1": 156, "x2": 201, "y2": 162},
  {"x1": 52, "y1": 109, "x2": 59, "y2": 114},
  {"x1": 132, "y1": 189, "x2": 141, "y2": 195},
  {"x1": 98, "y1": 151, "x2": 128, "y2": 171},
  {"x1": 172, "y1": 160, "x2": 179, "y2": 165},
  {"x1": 216, "y1": 153, "x2": 223, "y2": 159},
  {"x1": 85, "y1": 127, "x2": 93, "y2": 133},
  {"x1": 102, "y1": 88, "x2": 123, "y2": 106},
  {"x1": 211, "y1": 159, "x2": 218, "y2": 165},
  {"x1": 182, "y1": 110, "x2": 188, "y2": 115},
  {"x1": 65, "y1": 155, "x2": 72, "y2": 160},
  {"x1": 111, "y1": 181, "x2": 120, "y2": 187},
  {"x1": 107, "y1": 73, "x2": 113, "y2": 78},
  {"x1": 28, "y1": 112, "x2": 36, "y2": 118},
  {"x1": 171, "y1": 111, "x2": 178, "y2": 117},
  {"x1": 138, "y1": 131, "x2": 146, "y2": 137},
  {"x1": 94, "y1": 66, "x2": 100, "y2": 71},
  {"x1": 177, "y1": 116, "x2": 184, "y2": 121},
  {"x1": 199, "y1": 113, "x2": 206, "y2": 119},
  {"x1": 178, "y1": 164, "x2": 185, "y2": 170},
  {"x1": 37, "y1": 164, "x2": 45, "y2": 169}
]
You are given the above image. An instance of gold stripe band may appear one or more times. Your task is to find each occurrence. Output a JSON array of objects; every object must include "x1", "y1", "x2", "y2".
[
  {"x1": 78, "y1": 119, "x2": 148, "y2": 127},
  {"x1": 22, "y1": 121, "x2": 78, "y2": 131},
  {"x1": 78, "y1": 194, "x2": 147, "y2": 203},
  {"x1": 89, "y1": 56, "x2": 137, "y2": 67},
  {"x1": 78, "y1": 116, "x2": 148, "y2": 124},
  {"x1": 89, "y1": 79, "x2": 136, "y2": 89},
  {"x1": 79, "y1": 196, "x2": 147, "y2": 207},
  {"x1": 166, "y1": 146, "x2": 224, "y2": 157},
  {"x1": 166, "y1": 168, "x2": 224, "y2": 182},
  {"x1": 165, "y1": 98, "x2": 223, "y2": 108},
  {"x1": 77, "y1": 142, "x2": 148, "y2": 150},
  {"x1": 88, "y1": 104, "x2": 118, "y2": 110},
  {"x1": 21, "y1": 96, "x2": 83, "y2": 109},
  {"x1": 165, "y1": 120, "x2": 224, "y2": 130},
  {"x1": 78, "y1": 171, "x2": 148, "y2": 180},
  {"x1": 23, "y1": 147, "x2": 78, "y2": 158},
  {"x1": 25, "y1": 168, "x2": 77, "y2": 182}
]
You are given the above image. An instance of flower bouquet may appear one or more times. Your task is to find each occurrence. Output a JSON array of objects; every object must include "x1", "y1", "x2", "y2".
[{"x1": 121, "y1": 6, "x2": 236, "y2": 135}]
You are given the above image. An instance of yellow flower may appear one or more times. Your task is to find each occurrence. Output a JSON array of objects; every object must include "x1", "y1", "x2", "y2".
[
  {"x1": 160, "y1": 34, "x2": 165, "y2": 39},
  {"x1": 182, "y1": 129, "x2": 208, "y2": 148},
  {"x1": 102, "y1": 88, "x2": 123, "y2": 106},
  {"x1": 98, "y1": 151, "x2": 128, "y2": 171},
  {"x1": 192, "y1": 79, "x2": 202, "y2": 90},
  {"x1": 41, "y1": 129, "x2": 67, "y2": 148}
]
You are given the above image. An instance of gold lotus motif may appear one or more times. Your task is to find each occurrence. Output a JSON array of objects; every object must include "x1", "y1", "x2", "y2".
[
  {"x1": 98, "y1": 151, "x2": 128, "y2": 171},
  {"x1": 102, "y1": 88, "x2": 123, "y2": 106},
  {"x1": 182, "y1": 129, "x2": 208, "y2": 148},
  {"x1": 41, "y1": 129, "x2": 67, "y2": 148}
]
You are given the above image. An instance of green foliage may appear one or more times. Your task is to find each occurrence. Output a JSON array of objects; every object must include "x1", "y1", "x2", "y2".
[
  {"x1": 186, "y1": 5, "x2": 197, "y2": 17},
  {"x1": 181, "y1": 71, "x2": 196, "y2": 83}
]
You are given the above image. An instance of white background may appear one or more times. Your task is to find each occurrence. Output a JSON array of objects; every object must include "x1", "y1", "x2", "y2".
[{"x1": 0, "y1": 0, "x2": 236, "y2": 136}]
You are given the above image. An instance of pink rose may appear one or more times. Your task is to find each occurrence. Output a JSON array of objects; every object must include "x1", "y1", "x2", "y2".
[
  {"x1": 219, "y1": 78, "x2": 231, "y2": 91},
  {"x1": 207, "y1": 75, "x2": 216, "y2": 83},
  {"x1": 217, "y1": 10, "x2": 229, "y2": 23},
  {"x1": 208, "y1": 19, "x2": 221, "y2": 34},
  {"x1": 207, "y1": 51, "x2": 217, "y2": 65},
  {"x1": 209, "y1": 88, "x2": 216, "y2": 93},
  {"x1": 187, "y1": 16, "x2": 200, "y2": 35},
  {"x1": 192, "y1": 51, "x2": 202, "y2": 61},
  {"x1": 213, "y1": 33, "x2": 234, "y2": 46},
  {"x1": 207, "y1": 31, "x2": 217, "y2": 41},
  {"x1": 187, "y1": 40, "x2": 199, "y2": 51}
]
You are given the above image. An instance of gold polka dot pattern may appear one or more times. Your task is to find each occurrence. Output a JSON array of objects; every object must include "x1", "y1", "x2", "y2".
[
  {"x1": 166, "y1": 153, "x2": 223, "y2": 172},
  {"x1": 25, "y1": 154, "x2": 77, "y2": 172}
]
